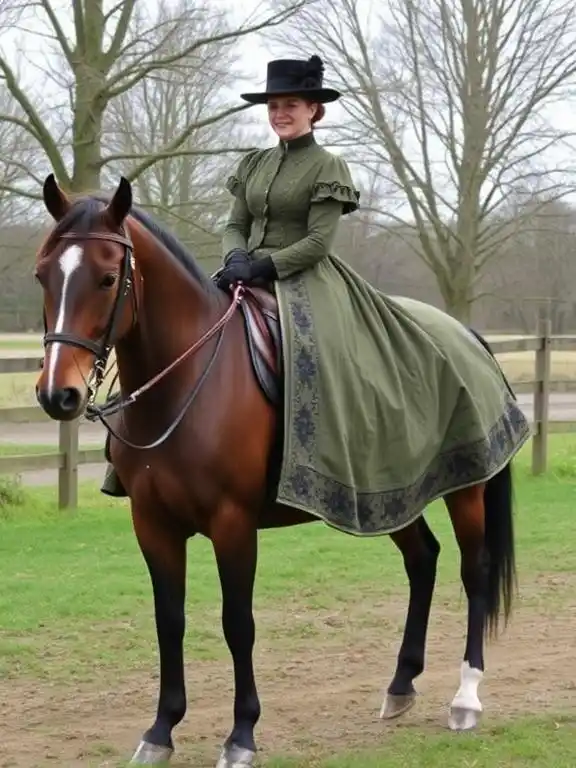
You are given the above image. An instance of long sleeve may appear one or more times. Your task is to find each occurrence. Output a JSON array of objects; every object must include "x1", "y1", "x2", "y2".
[
  {"x1": 269, "y1": 200, "x2": 343, "y2": 279},
  {"x1": 221, "y1": 149, "x2": 260, "y2": 262},
  {"x1": 221, "y1": 195, "x2": 253, "y2": 258}
]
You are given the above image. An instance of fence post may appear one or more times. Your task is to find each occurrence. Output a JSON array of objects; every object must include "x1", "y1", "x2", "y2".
[
  {"x1": 532, "y1": 317, "x2": 551, "y2": 475},
  {"x1": 58, "y1": 418, "x2": 79, "y2": 509}
]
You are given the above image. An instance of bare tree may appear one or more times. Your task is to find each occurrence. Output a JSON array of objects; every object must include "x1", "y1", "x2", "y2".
[
  {"x1": 273, "y1": 0, "x2": 576, "y2": 321},
  {"x1": 103, "y1": 2, "x2": 262, "y2": 270},
  {"x1": 0, "y1": 82, "x2": 44, "y2": 222},
  {"x1": 0, "y1": 0, "x2": 309, "y2": 196}
]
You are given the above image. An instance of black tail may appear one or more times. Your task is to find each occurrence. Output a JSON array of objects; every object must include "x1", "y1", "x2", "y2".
[
  {"x1": 483, "y1": 461, "x2": 517, "y2": 639},
  {"x1": 468, "y1": 326, "x2": 518, "y2": 638}
]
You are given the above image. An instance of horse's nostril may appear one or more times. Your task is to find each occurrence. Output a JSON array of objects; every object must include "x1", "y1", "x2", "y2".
[
  {"x1": 37, "y1": 386, "x2": 83, "y2": 421},
  {"x1": 55, "y1": 387, "x2": 82, "y2": 413}
]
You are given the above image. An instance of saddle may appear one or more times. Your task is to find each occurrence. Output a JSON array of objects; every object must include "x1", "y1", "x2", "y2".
[{"x1": 240, "y1": 286, "x2": 283, "y2": 407}]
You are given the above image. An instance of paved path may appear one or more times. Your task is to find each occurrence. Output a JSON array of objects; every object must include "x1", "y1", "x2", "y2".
[
  {"x1": 1, "y1": 393, "x2": 575, "y2": 488},
  {"x1": 0, "y1": 421, "x2": 106, "y2": 445}
]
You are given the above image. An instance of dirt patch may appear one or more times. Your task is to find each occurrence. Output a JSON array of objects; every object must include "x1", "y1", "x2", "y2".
[{"x1": 0, "y1": 594, "x2": 574, "y2": 767}]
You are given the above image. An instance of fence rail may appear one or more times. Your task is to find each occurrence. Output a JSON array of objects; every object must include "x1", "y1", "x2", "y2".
[
  {"x1": 0, "y1": 320, "x2": 574, "y2": 507},
  {"x1": 0, "y1": 353, "x2": 104, "y2": 508}
]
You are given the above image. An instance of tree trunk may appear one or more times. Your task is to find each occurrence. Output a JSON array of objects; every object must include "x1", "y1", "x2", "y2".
[
  {"x1": 440, "y1": 284, "x2": 473, "y2": 324},
  {"x1": 70, "y1": 0, "x2": 107, "y2": 193}
]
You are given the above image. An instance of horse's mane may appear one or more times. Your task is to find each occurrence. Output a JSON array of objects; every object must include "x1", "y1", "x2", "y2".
[{"x1": 48, "y1": 193, "x2": 219, "y2": 296}]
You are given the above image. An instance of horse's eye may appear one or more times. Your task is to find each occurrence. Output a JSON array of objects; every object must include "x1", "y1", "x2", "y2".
[{"x1": 100, "y1": 273, "x2": 117, "y2": 289}]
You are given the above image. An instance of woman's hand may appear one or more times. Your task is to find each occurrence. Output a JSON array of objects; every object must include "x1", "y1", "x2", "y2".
[
  {"x1": 216, "y1": 258, "x2": 253, "y2": 289},
  {"x1": 217, "y1": 253, "x2": 278, "y2": 291}
]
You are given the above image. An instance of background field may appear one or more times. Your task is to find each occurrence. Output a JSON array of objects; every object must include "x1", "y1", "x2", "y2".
[{"x1": 0, "y1": 435, "x2": 575, "y2": 766}]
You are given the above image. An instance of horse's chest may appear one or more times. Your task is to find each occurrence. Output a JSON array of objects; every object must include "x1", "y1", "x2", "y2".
[{"x1": 120, "y1": 449, "x2": 212, "y2": 523}]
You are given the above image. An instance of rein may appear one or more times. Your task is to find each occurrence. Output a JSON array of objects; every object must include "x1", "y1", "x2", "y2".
[{"x1": 41, "y1": 227, "x2": 245, "y2": 450}]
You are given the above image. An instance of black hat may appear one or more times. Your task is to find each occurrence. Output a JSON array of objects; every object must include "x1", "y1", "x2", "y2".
[{"x1": 240, "y1": 55, "x2": 341, "y2": 104}]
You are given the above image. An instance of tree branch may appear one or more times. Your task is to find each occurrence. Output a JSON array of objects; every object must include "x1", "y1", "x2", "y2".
[
  {"x1": 0, "y1": 183, "x2": 43, "y2": 201},
  {"x1": 102, "y1": 3, "x2": 310, "y2": 100},
  {"x1": 38, "y1": 0, "x2": 74, "y2": 64},
  {"x1": 0, "y1": 55, "x2": 69, "y2": 186},
  {"x1": 99, "y1": 145, "x2": 257, "y2": 168},
  {"x1": 122, "y1": 104, "x2": 252, "y2": 181},
  {"x1": 71, "y1": 0, "x2": 85, "y2": 51},
  {"x1": 103, "y1": 0, "x2": 136, "y2": 68}
]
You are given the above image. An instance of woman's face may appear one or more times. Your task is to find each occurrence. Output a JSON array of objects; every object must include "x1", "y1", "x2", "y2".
[{"x1": 267, "y1": 95, "x2": 317, "y2": 141}]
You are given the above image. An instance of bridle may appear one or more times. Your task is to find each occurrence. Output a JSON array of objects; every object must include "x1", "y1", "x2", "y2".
[
  {"x1": 40, "y1": 226, "x2": 245, "y2": 450},
  {"x1": 42, "y1": 228, "x2": 136, "y2": 396}
]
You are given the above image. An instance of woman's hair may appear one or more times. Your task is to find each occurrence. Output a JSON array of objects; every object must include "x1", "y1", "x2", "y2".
[
  {"x1": 268, "y1": 96, "x2": 325, "y2": 126},
  {"x1": 311, "y1": 103, "x2": 326, "y2": 125}
]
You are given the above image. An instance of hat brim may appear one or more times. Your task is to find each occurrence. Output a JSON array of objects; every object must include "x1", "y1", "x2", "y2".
[{"x1": 240, "y1": 87, "x2": 341, "y2": 105}]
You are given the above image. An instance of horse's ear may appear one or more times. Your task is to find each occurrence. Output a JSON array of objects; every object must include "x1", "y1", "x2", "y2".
[
  {"x1": 105, "y1": 176, "x2": 132, "y2": 227},
  {"x1": 42, "y1": 174, "x2": 70, "y2": 221}
]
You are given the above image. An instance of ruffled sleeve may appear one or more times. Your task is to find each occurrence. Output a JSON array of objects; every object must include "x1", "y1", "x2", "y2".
[
  {"x1": 225, "y1": 149, "x2": 262, "y2": 198},
  {"x1": 310, "y1": 154, "x2": 360, "y2": 215}
]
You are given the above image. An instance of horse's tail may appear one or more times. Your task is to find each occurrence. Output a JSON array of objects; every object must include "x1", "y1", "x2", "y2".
[
  {"x1": 468, "y1": 326, "x2": 518, "y2": 637},
  {"x1": 483, "y1": 461, "x2": 517, "y2": 639}
]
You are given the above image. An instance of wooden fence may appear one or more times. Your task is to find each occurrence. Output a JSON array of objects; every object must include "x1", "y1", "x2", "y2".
[
  {"x1": 0, "y1": 319, "x2": 574, "y2": 508},
  {"x1": 0, "y1": 355, "x2": 104, "y2": 509}
]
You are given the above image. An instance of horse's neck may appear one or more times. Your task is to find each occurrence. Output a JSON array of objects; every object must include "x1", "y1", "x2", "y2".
[{"x1": 114, "y1": 224, "x2": 224, "y2": 397}]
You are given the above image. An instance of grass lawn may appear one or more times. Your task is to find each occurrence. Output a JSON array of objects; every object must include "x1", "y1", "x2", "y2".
[
  {"x1": 266, "y1": 715, "x2": 576, "y2": 767},
  {"x1": 0, "y1": 435, "x2": 575, "y2": 766}
]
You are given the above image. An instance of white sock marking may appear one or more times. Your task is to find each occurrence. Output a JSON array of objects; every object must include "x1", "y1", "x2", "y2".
[
  {"x1": 47, "y1": 245, "x2": 83, "y2": 397},
  {"x1": 450, "y1": 661, "x2": 483, "y2": 713}
]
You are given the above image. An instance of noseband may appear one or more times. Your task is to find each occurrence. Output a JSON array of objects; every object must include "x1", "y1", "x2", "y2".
[{"x1": 42, "y1": 229, "x2": 136, "y2": 395}]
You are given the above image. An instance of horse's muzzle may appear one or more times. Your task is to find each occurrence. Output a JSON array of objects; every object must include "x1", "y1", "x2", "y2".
[{"x1": 36, "y1": 385, "x2": 85, "y2": 422}]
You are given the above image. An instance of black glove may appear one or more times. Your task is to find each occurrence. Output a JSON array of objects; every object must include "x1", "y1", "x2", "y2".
[
  {"x1": 217, "y1": 259, "x2": 252, "y2": 289},
  {"x1": 250, "y1": 255, "x2": 278, "y2": 282},
  {"x1": 224, "y1": 248, "x2": 251, "y2": 266},
  {"x1": 217, "y1": 254, "x2": 278, "y2": 291}
]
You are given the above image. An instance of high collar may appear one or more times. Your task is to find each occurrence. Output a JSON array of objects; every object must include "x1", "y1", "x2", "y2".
[{"x1": 279, "y1": 131, "x2": 316, "y2": 152}]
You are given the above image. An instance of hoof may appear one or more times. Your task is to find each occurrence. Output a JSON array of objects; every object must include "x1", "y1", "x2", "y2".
[
  {"x1": 379, "y1": 692, "x2": 417, "y2": 720},
  {"x1": 130, "y1": 740, "x2": 174, "y2": 765},
  {"x1": 448, "y1": 706, "x2": 481, "y2": 731},
  {"x1": 216, "y1": 743, "x2": 256, "y2": 768}
]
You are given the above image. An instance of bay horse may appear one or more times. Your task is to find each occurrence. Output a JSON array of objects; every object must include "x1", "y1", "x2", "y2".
[{"x1": 34, "y1": 174, "x2": 520, "y2": 767}]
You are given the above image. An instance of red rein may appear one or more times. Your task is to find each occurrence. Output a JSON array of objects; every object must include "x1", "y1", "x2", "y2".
[{"x1": 124, "y1": 283, "x2": 245, "y2": 404}]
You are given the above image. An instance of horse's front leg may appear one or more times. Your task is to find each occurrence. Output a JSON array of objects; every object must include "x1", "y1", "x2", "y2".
[
  {"x1": 211, "y1": 502, "x2": 260, "y2": 768},
  {"x1": 130, "y1": 507, "x2": 188, "y2": 765}
]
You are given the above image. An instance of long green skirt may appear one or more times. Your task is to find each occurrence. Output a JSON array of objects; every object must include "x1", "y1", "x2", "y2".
[{"x1": 271, "y1": 254, "x2": 531, "y2": 536}]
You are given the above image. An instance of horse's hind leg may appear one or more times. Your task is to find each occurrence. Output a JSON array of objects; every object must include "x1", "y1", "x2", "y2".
[
  {"x1": 381, "y1": 516, "x2": 440, "y2": 720},
  {"x1": 444, "y1": 483, "x2": 489, "y2": 731}
]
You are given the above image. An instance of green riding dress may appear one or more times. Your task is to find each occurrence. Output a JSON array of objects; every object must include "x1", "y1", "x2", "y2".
[{"x1": 221, "y1": 131, "x2": 531, "y2": 536}]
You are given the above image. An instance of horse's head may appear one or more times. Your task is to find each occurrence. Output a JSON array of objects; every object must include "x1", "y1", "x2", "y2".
[{"x1": 35, "y1": 174, "x2": 135, "y2": 421}]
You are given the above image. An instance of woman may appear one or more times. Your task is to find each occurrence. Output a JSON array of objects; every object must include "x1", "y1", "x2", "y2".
[
  {"x1": 102, "y1": 55, "x2": 530, "y2": 545},
  {"x1": 216, "y1": 54, "x2": 359, "y2": 292},
  {"x1": 202, "y1": 52, "x2": 530, "y2": 537}
]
